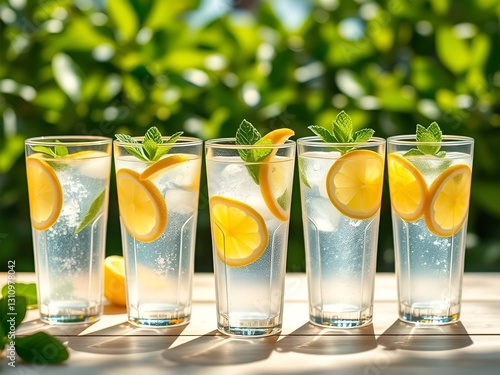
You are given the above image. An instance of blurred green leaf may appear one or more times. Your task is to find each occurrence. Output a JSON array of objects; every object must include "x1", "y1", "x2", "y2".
[
  {"x1": 108, "y1": 0, "x2": 140, "y2": 43},
  {"x1": 145, "y1": 0, "x2": 199, "y2": 30},
  {"x1": 49, "y1": 18, "x2": 114, "y2": 52},
  {"x1": 436, "y1": 26, "x2": 470, "y2": 74},
  {"x1": 470, "y1": 33, "x2": 490, "y2": 68},
  {"x1": 431, "y1": 0, "x2": 450, "y2": 14},
  {"x1": 52, "y1": 53, "x2": 83, "y2": 102}
]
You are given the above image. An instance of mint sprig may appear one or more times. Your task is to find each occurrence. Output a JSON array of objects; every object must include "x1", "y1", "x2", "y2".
[
  {"x1": 0, "y1": 283, "x2": 69, "y2": 364},
  {"x1": 75, "y1": 188, "x2": 106, "y2": 234},
  {"x1": 308, "y1": 111, "x2": 375, "y2": 154},
  {"x1": 31, "y1": 140, "x2": 68, "y2": 158},
  {"x1": 115, "y1": 127, "x2": 183, "y2": 162},
  {"x1": 235, "y1": 120, "x2": 272, "y2": 184},
  {"x1": 404, "y1": 122, "x2": 446, "y2": 157}
]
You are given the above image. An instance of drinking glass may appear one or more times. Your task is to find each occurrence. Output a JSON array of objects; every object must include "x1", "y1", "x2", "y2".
[
  {"x1": 25, "y1": 136, "x2": 112, "y2": 323},
  {"x1": 205, "y1": 138, "x2": 296, "y2": 336},
  {"x1": 387, "y1": 135, "x2": 474, "y2": 324},
  {"x1": 297, "y1": 136, "x2": 386, "y2": 328},
  {"x1": 114, "y1": 136, "x2": 202, "y2": 327}
]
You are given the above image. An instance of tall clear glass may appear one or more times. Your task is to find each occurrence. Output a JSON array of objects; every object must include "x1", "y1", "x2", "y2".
[
  {"x1": 114, "y1": 136, "x2": 202, "y2": 327},
  {"x1": 387, "y1": 135, "x2": 474, "y2": 325},
  {"x1": 205, "y1": 138, "x2": 296, "y2": 336},
  {"x1": 297, "y1": 136, "x2": 386, "y2": 328},
  {"x1": 25, "y1": 136, "x2": 112, "y2": 324}
]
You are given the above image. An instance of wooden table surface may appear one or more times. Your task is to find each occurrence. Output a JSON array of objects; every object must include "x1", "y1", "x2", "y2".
[{"x1": 1, "y1": 272, "x2": 499, "y2": 374}]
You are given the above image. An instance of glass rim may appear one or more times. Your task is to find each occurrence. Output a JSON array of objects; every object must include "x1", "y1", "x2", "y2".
[
  {"x1": 114, "y1": 135, "x2": 203, "y2": 147},
  {"x1": 296, "y1": 136, "x2": 386, "y2": 147},
  {"x1": 25, "y1": 135, "x2": 112, "y2": 146},
  {"x1": 205, "y1": 137, "x2": 295, "y2": 149},
  {"x1": 387, "y1": 134, "x2": 474, "y2": 146}
]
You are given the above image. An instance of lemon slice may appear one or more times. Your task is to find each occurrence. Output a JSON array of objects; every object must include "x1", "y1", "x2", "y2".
[
  {"x1": 258, "y1": 128, "x2": 295, "y2": 221},
  {"x1": 326, "y1": 150, "x2": 384, "y2": 220},
  {"x1": 139, "y1": 154, "x2": 190, "y2": 180},
  {"x1": 26, "y1": 156, "x2": 63, "y2": 230},
  {"x1": 104, "y1": 255, "x2": 126, "y2": 307},
  {"x1": 387, "y1": 153, "x2": 428, "y2": 222},
  {"x1": 210, "y1": 196, "x2": 269, "y2": 267},
  {"x1": 116, "y1": 168, "x2": 167, "y2": 243},
  {"x1": 425, "y1": 164, "x2": 472, "y2": 237}
]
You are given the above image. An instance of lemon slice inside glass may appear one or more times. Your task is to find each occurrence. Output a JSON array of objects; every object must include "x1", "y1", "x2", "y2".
[
  {"x1": 116, "y1": 168, "x2": 167, "y2": 243},
  {"x1": 139, "y1": 154, "x2": 190, "y2": 180},
  {"x1": 210, "y1": 196, "x2": 269, "y2": 267},
  {"x1": 104, "y1": 255, "x2": 126, "y2": 307},
  {"x1": 425, "y1": 164, "x2": 472, "y2": 237},
  {"x1": 258, "y1": 128, "x2": 294, "y2": 221},
  {"x1": 326, "y1": 149, "x2": 384, "y2": 220},
  {"x1": 387, "y1": 153, "x2": 428, "y2": 222},
  {"x1": 26, "y1": 156, "x2": 63, "y2": 231}
]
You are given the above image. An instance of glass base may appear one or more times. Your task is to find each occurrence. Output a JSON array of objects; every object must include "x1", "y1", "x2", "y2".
[
  {"x1": 217, "y1": 314, "x2": 282, "y2": 337},
  {"x1": 309, "y1": 304, "x2": 372, "y2": 328},
  {"x1": 399, "y1": 303, "x2": 460, "y2": 325},
  {"x1": 128, "y1": 303, "x2": 191, "y2": 328},
  {"x1": 40, "y1": 300, "x2": 102, "y2": 324},
  {"x1": 128, "y1": 316, "x2": 190, "y2": 328}
]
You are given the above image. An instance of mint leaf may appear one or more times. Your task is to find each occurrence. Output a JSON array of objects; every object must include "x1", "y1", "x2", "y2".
[
  {"x1": 353, "y1": 128, "x2": 375, "y2": 143},
  {"x1": 143, "y1": 139, "x2": 158, "y2": 160},
  {"x1": 298, "y1": 157, "x2": 311, "y2": 188},
  {"x1": 1, "y1": 283, "x2": 37, "y2": 309},
  {"x1": 236, "y1": 119, "x2": 262, "y2": 162},
  {"x1": 307, "y1": 111, "x2": 375, "y2": 155},
  {"x1": 16, "y1": 332, "x2": 69, "y2": 364},
  {"x1": 54, "y1": 141, "x2": 68, "y2": 157},
  {"x1": 405, "y1": 122, "x2": 445, "y2": 157},
  {"x1": 116, "y1": 129, "x2": 184, "y2": 162},
  {"x1": 75, "y1": 189, "x2": 106, "y2": 234},
  {"x1": 30, "y1": 141, "x2": 68, "y2": 159},
  {"x1": 250, "y1": 138, "x2": 273, "y2": 161},
  {"x1": 308, "y1": 125, "x2": 335, "y2": 143},
  {"x1": 154, "y1": 131, "x2": 184, "y2": 160},
  {"x1": 427, "y1": 121, "x2": 442, "y2": 142},
  {"x1": 115, "y1": 134, "x2": 148, "y2": 161},
  {"x1": 332, "y1": 110, "x2": 353, "y2": 143},
  {"x1": 144, "y1": 126, "x2": 163, "y2": 144},
  {"x1": 31, "y1": 146, "x2": 58, "y2": 158},
  {"x1": 235, "y1": 120, "x2": 265, "y2": 184},
  {"x1": 277, "y1": 189, "x2": 289, "y2": 210},
  {"x1": 404, "y1": 149, "x2": 424, "y2": 156}
]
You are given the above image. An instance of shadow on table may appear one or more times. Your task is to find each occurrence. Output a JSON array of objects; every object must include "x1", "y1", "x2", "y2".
[
  {"x1": 15, "y1": 318, "x2": 97, "y2": 336},
  {"x1": 66, "y1": 322, "x2": 187, "y2": 355},
  {"x1": 377, "y1": 319, "x2": 473, "y2": 351},
  {"x1": 274, "y1": 322, "x2": 378, "y2": 355},
  {"x1": 162, "y1": 330, "x2": 278, "y2": 366}
]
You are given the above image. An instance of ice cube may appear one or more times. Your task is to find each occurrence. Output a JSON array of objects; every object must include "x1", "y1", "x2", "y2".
[
  {"x1": 77, "y1": 157, "x2": 111, "y2": 180},
  {"x1": 165, "y1": 189, "x2": 198, "y2": 214},
  {"x1": 307, "y1": 197, "x2": 340, "y2": 232}
]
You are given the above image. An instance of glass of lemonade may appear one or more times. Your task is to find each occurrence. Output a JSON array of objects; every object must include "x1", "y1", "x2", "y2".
[
  {"x1": 205, "y1": 136, "x2": 296, "y2": 336},
  {"x1": 114, "y1": 136, "x2": 202, "y2": 327},
  {"x1": 297, "y1": 136, "x2": 386, "y2": 328},
  {"x1": 387, "y1": 135, "x2": 474, "y2": 325},
  {"x1": 25, "y1": 136, "x2": 112, "y2": 324}
]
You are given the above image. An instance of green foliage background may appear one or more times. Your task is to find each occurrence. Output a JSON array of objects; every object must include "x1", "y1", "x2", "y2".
[{"x1": 1, "y1": 0, "x2": 499, "y2": 272}]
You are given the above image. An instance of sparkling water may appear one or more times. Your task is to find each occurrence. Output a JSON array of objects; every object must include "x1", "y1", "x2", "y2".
[
  {"x1": 299, "y1": 151, "x2": 379, "y2": 328},
  {"x1": 392, "y1": 151, "x2": 473, "y2": 324},
  {"x1": 206, "y1": 155, "x2": 295, "y2": 336},
  {"x1": 115, "y1": 154, "x2": 201, "y2": 326},
  {"x1": 32, "y1": 154, "x2": 111, "y2": 323}
]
